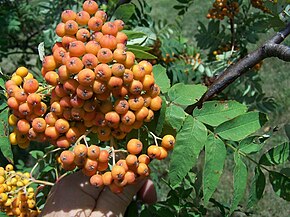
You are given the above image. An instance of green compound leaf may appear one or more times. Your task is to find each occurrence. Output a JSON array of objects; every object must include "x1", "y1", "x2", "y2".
[
  {"x1": 192, "y1": 100, "x2": 247, "y2": 127},
  {"x1": 230, "y1": 152, "x2": 248, "y2": 214},
  {"x1": 203, "y1": 134, "x2": 226, "y2": 206},
  {"x1": 269, "y1": 171, "x2": 290, "y2": 201},
  {"x1": 168, "y1": 83, "x2": 207, "y2": 106},
  {"x1": 169, "y1": 116, "x2": 207, "y2": 186},
  {"x1": 165, "y1": 104, "x2": 186, "y2": 131},
  {"x1": 0, "y1": 108, "x2": 13, "y2": 163},
  {"x1": 215, "y1": 112, "x2": 267, "y2": 141},
  {"x1": 248, "y1": 166, "x2": 266, "y2": 208},
  {"x1": 259, "y1": 142, "x2": 290, "y2": 166},
  {"x1": 153, "y1": 64, "x2": 170, "y2": 93}
]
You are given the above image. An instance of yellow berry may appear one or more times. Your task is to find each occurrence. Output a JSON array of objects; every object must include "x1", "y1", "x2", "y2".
[
  {"x1": 5, "y1": 164, "x2": 14, "y2": 172},
  {"x1": 16, "y1": 66, "x2": 29, "y2": 77},
  {"x1": 24, "y1": 72, "x2": 34, "y2": 81},
  {"x1": 0, "y1": 192, "x2": 8, "y2": 203},
  {"x1": 16, "y1": 181, "x2": 24, "y2": 187},
  {"x1": 27, "y1": 199, "x2": 36, "y2": 209},
  {"x1": 27, "y1": 187, "x2": 34, "y2": 194},
  {"x1": 0, "y1": 167, "x2": 5, "y2": 176},
  {"x1": 0, "y1": 176, "x2": 5, "y2": 184},
  {"x1": 9, "y1": 132, "x2": 18, "y2": 145},
  {"x1": 4, "y1": 198, "x2": 12, "y2": 207},
  {"x1": 11, "y1": 75, "x2": 23, "y2": 86},
  {"x1": 8, "y1": 114, "x2": 18, "y2": 126}
]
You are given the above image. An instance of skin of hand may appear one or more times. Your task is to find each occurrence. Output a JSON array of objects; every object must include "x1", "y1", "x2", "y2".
[{"x1": 39, "y1": 171, "x2": 157, "y2": 217}]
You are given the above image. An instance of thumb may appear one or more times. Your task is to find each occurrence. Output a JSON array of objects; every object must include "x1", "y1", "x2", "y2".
[{"x1": 91, "y1": 177, "x2": 148, "y2": 216}]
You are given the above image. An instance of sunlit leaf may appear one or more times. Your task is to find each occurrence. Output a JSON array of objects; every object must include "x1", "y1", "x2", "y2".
[
  {"x1": 215, "y1": 112, "x2": 267, "y2": 141},
  {"x1": 169, "y1": 116, "x2": 207, "y2": 186},
  {"x1": 193, "y1": 100, "x2": 247, "y2": 126}
]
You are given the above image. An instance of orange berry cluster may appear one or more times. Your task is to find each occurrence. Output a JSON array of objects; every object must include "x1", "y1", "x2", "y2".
[
  {"x1": 207, "y1": 0, "x2": 239, "y2": 20},
  {"x1": 250, "y1": 0, "x2": 271, "y2": 13},
  {"x1": 5, "y1": 0, "x2": 174, "y2": 194},
  {"x1": 6, "y1": 67, "x2": 48, "y2": 149},
  {"x1": 59, "y1": 135, "x2": 175, "y2": 193},
  {"x1": 40, "y1": 0, "x2": 162, "y2": 146},
  {"x1": 0, "y1": 165, "x2": 39, "y2": 216},
  {"x1": 5, "y1": 0, "x2": 162, "y2": 149}
]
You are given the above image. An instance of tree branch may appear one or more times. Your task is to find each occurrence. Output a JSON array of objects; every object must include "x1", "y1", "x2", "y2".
[{"x1": 185, "y1": 22, "x2": 290, "y2": 114}]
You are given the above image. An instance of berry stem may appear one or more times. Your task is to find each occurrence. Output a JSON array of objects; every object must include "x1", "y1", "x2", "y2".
[
  {"x1": 149, "y1": 131, "x2": 161, "y2": 146},
  {"x1": 111, "y1": 146, "x2": 116, "y2": 165},
  {"x1": 31, "y1": 179, "x2": 54, "y2": 186}
]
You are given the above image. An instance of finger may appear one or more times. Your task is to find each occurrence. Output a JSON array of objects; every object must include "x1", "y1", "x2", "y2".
[
  {"x1": 137, "y1": 179, "x2": 157, "y2": 204},
  {"x1": 40, "y1": 171, "x2": 104, "y2": 217},
  {"x1": 91, "y1": 178, "x2": 148, "y2": 216}
]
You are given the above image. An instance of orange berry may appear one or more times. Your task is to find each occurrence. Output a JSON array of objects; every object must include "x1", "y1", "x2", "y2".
[
  {"x1": 137, "y1": 162, "x2": 150, "y2": 177},
  {"x1": 23, "y1": 79, "x2": 39, "y2": 93},
  {"x1": 161, "y1": 135, "x2": 175, "y2": 150},
  {"x1": 76, "y1": 10, "x2": 90, "y2": 25},
  {"x1": 111, "y1": 165, "x2": 126, "y2": 180},
  {"x1": 147, "y1": 145, "x2": 161, "y2": 159},
  {"x1": 102, "y1": 171, "x2": 113, "y2": 185},
  {"x1": 68, "y1": 40, "x2": 86, "y2": 57},
  {"x1": 61, "y1": 10, "x2": 77, "y2": 22},
  {"x1": 138, "y1": 154, "x2": 150, "y2": 165},
  {"x1": 73, "y1": 144, "x2": 88, "y2": 158},
  {"x1": 90, "y1": 174, "x2": 103, "y2": 187},
  {"x1": 127, "y1": 139, "x2": 143, "y2": 155},
  {"x1": 83, "y1": 0, "x2": 99, "y2": 15},
  {"x1": 87, "y1": 145, "x2": 100, "y2": 160}
]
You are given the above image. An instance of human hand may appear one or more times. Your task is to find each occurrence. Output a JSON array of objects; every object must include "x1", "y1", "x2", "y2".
[{"x1": 39, "y1": 171, "x2": 156, "y2": 217}]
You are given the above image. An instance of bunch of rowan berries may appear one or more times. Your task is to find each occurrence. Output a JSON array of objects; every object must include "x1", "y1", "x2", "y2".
[
  {"x1": 207, "y1": 0, "x2": 240, "y2": 20},
  {"x1": 6, "y1": 66, "x2": 48, "y2": 149},
  {"x1": 41, "y1": 0, "x2": 162, "y2": 147},
  {"x1": 5, "y1": 0, "x2": 175, "y2": 194},
  {"x1": 58, "y1": 134, "x2": 175, "y2": 193},
  {"x1": 0, "y1": 164, "x2": 39, "y2": 216}
]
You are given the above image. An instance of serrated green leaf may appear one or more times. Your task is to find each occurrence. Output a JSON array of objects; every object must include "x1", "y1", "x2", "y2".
[
  {"x1": 127, "y1": 48, "x2": 156, "y2": 59},
  {"x1": 122, "y1": 30, "x2": 146, "y2": 40},
  {"x1": 165, "y1": 104, "x2": 186, "y2": 131},
  {"x1": 30, "y1": 150, "x2": 44, "y2": 160},
  {"x1": 153, "y1": 64, "x2": 170, "y2": 93},
  {"x1": 193, "y1": 100, "x2": 247, "y2": 126},
  {"x1": 168, "y1": 83, "x2": 207, "y2": 106},
  {"x1": 269, "y1": 171, "x2": 290, "y2": 201},
  {"x1": 259, "y1": 142, "x2": 290, "y2": 166},
  {"x1": 230, "y1": 152, "x2": 248, "y2": 214},
  {"x1": 155, "y1": 96, "x2": 167, "y2": 135},
  {"x1": 111, "y1": 3, "x2": 135, "y2": 22},
  {"x1": 248, "y1": 167, "x2": 266, "y2": 208},
  {"x1": 239, "y1": 136, "x2": 263, "y2": 155},
  {"x1": 203, "y1": 134, "x2": 226, "y2": 206},
  {"x1": 169, "y1": 116, "x2": 207, "y2": 186},
  {"x1": 0, "y1": 108, "x2": 13, "y2": 163},
  {"x1": 215, "y1": 112, "x2": 267, "y2": 141}
]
